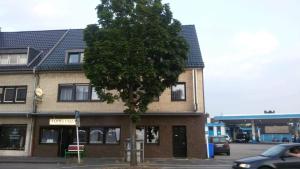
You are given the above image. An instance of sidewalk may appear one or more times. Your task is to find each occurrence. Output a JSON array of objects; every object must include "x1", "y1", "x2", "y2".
[{"x1": 0, "y1": 156, "x2": 225, "y2": 165}]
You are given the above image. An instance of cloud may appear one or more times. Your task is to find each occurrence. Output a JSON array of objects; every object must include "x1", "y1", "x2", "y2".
[
  {"x1": 231, "y1": 31, "x2": 279, "y2": 56},
  {"x1": 206, "y1": 31, "x2": 279, "y2": 79}
]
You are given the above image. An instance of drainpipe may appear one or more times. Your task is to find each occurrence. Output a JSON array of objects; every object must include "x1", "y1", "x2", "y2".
[
  {"x1": 29, "y1": 66, "x2": 39, "y2": 156},
  {"x1": 201, "y1": 69, "x2": 206, "y2": 114},
  {"x1": 192, "y1": 69, "x2": 199, "y2": 112}
]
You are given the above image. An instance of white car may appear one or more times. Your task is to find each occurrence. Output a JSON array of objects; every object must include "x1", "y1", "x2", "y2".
[{"x1": 225, "y1": 135, "x2": 232, "y2": 143}]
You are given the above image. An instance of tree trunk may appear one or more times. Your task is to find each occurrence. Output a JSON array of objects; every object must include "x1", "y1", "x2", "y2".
[{"x1": 130, "y1": 119, "x2": 137, "y2": 166}]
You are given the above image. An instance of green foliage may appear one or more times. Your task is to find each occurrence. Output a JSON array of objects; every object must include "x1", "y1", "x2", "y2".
[{"x1": 83, "y1": 0, "x2": 188, "y2": 123}]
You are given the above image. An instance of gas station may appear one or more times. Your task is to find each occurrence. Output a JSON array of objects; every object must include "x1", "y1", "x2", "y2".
[{"x1": 213, "y1": 113, "x2": 300, "y2": 143}]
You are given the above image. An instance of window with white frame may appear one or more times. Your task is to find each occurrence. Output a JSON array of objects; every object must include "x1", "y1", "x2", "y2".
[
  {"x1": 0, "y1": 54, "x2": 28, "y2": 65},
  {"x1": 0, "y1": 86, "x2": 27, "y2": 103},
  {"x1": 66, "y1": 52, "x2": 84, "y2": 64},
  {"x1": 171, "y1": 82, "x2": 186, "y2": 101},
  {"x1": 136, "y1": 126, "x2": 159, "y2": 144}
]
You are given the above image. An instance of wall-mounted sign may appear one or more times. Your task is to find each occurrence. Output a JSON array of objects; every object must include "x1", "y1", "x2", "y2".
[{"x1": 49, "y1": 119, "x2": 76, "y2": 126}]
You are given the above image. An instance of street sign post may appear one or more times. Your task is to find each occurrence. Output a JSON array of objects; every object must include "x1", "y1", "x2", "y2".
[{"x1": 75, "y1": 110, "x2": 81, "y2": 164}]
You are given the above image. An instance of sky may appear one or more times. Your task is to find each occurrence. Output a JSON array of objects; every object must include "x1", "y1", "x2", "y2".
[{"x1": 1, "y1": 0, "x2": 300, "y2": 116}]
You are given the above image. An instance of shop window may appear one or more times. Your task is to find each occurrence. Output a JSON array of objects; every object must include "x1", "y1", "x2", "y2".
[
  {"x1": 0, "y1": 86, "x2": 27, "y2": 103},
  {"x1": 89, "y1": 128, "x2": 104, "y2": 144},
  {"x1": 0, "y1": 125, "x2": 27, "y2": 150},
  {"x1": 146, "y1": 126, "x2": 159, "y2": 144},
  {"x1": 73, "y1": 128, "x2": 88, "y2": 144},
  {"x1": 136, "y1": 127, "x2": 145, "y2": 141},
  {"x1": 136, "y1": 126, "x2": 159, "y2": 144},
  {"x1": 40, "y1": 128, "x2": 59, "y2": 144},
  {"x1": 171, "y1": 82, "x2": 186, "y2": 101},
  {"x1": 105, "y1": 128, "x2": 120, "y2": 144}
]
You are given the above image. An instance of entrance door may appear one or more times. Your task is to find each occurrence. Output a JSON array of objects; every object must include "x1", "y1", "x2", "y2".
[
  {"x1": 173, "y1": 126, "x2": 187, "y2": 157},
  {"x1": 58, "y1": 127, "x2": 73, "y2": 157}
]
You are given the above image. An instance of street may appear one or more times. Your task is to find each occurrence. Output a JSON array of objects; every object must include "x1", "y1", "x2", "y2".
[{"x1": 0, "y1": 144, "x2": 274, "y2": 169}]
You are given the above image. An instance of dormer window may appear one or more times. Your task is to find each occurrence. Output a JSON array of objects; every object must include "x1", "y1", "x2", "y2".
[
  {"x1": 65, "y1": 49, "x2": 84, "y2": 64},
  {"x1": 0, "y1": 54, "x2": 28, "y2": 65}
]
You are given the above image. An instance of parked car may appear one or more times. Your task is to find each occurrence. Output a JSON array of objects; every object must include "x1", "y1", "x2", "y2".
[
  {"x1": 235, "y1": 133, "x2": 250, "y2": 143},
  {"x1": 282, "y1": 137, "x2": 290, "y2": 143},
  {"x1": 209, "y1": 136, "x2": 230, "y2": 156},
  {"x1": 232, "y1": 143, "x2": 300, "y2": 169},
  {"x1": 225, "y1": 134, "x2": 232, "y2": 143}
]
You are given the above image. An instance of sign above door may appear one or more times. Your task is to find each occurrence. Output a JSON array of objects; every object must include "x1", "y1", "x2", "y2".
[{"x1": 49, "y1": 119, "x2": 76, "y2": 125}]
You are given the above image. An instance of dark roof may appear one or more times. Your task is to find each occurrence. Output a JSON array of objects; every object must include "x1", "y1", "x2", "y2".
[
  {"x1": 181, "y1": 25, "x2": 204, "y2": 68},
  {"x1": 0, "y1": 25, "x2": 204, "y2": 72},
  {"x1": 0, "y1": 30, "x2": 68, "y2": 72}
]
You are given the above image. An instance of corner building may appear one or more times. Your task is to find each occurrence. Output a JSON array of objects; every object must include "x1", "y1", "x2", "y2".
[{"x1": 1, "y1": 25, "x2": 206, "y2": 158}]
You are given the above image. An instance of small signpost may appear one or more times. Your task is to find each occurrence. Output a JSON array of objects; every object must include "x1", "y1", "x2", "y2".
[{"x1": 75, "y1": 110, "x2": 81, "y2": 164}]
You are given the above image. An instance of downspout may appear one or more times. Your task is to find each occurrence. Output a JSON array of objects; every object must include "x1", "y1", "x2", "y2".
[
  {"x1": 195, "y1": 69, "x2": 199, "y2": 112},
  {"x1": 201, "y1": 69, "x2": 206, "y2": 114},
  {"x1": 29, "y1": 66, "x2": 39, "y2": 156},
  {"x1": 192, "y1": 69, "x2": 196, "y2": 112},
  {"x1": 192, "y1": 69, "x2": 198, "y2": 112}
]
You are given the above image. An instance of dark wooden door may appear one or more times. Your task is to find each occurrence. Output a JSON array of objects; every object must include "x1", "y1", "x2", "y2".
[
  {"x1": 173, "y1": 126, "x2": 187, "y2": 157},
  {"x1": 58, "y1": 127, "x2": 73, "y2": 157}
]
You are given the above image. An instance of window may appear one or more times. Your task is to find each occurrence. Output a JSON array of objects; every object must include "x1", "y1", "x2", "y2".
[
  {"x1": 75, "y1": 85, "x2": 89, "y2": 101},
  {"x1": 73, "y1": 128, "x2": 88, "y2": 144},
  {"x1": 89, "y1": 128, "x2": 104, "y2": 144},
  {"x1": 171, "y1": 83, "x2": 186, "y2": 101},
  {"x1": 136, "y1": 126, "x2": 159, "y2": 144},
  {"x1": 89, "y1": 127, "x2": 120, "y2": 144},
  {"x1": 0, "y1": 125, "x2": 27, "y2": 150},
  {"x1": 40, "y1": 128, "x2": 59, "y2": 144},
  {"x1": 0, "y1": 54, "x2": 28, "y2": 65},
  {"x1": 58, "y1": 84, "x2": 102, "y2": 102},
  {"x1": 136, "y1": 127, "x2": 145, "y2": 141},
  {"x1": 0, "y1": 88, "x2": 3, "y2": 102},
  {"x1": 0, "y1": 86, "x2": 27, "y2": 103},
  {"x1": 4, "y1": 88, "x2": 14, "y2": 102},
  {"x1": 67, "y1": 52, "x2": 84, "y2": 64},
  {"x1": 59, "y1": 85, "x2": 73, "y2": 101},
  {"x1": 91, "y1": 87, "x2": 101, "y2": 100},
  {"x1": 15, "y1": 88, "x2": 27, "y2": 102},
  {"x1": 105, "y1": 128, "x2": 120, "y2": 144}
]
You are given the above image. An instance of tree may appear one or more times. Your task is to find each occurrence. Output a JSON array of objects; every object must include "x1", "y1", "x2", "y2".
[{"x1": 83, "y1": 0, "x2": 188, "y2": 166}]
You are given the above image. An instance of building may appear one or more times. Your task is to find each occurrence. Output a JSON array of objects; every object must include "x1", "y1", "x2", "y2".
[
  {"x1": 214, "y1": 113, "x2": 300, "y2": 143},
  {"x1": 0, "y1": 25, "x2": 206, "y2": 158}
]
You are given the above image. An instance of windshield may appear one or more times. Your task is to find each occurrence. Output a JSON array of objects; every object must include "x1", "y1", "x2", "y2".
[{"x1": 261, "y1": 145, "x2": 286, "y2": 157}]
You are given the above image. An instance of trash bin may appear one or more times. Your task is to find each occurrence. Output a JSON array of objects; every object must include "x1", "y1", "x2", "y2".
[{"x1": 208, "y1": 143, "x2": 214, "y2": 158}]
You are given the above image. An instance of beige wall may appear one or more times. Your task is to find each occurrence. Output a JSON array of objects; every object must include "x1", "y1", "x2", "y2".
[
  {"x1": 0, "y1": 74, "x2": 34, "y2": 113},
  {"x1": 38, "y1": 69, "x2": 204, "y2": 113},
  {"x1": 196, "y1": 69, "x2": 205, "y2": 113}
]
